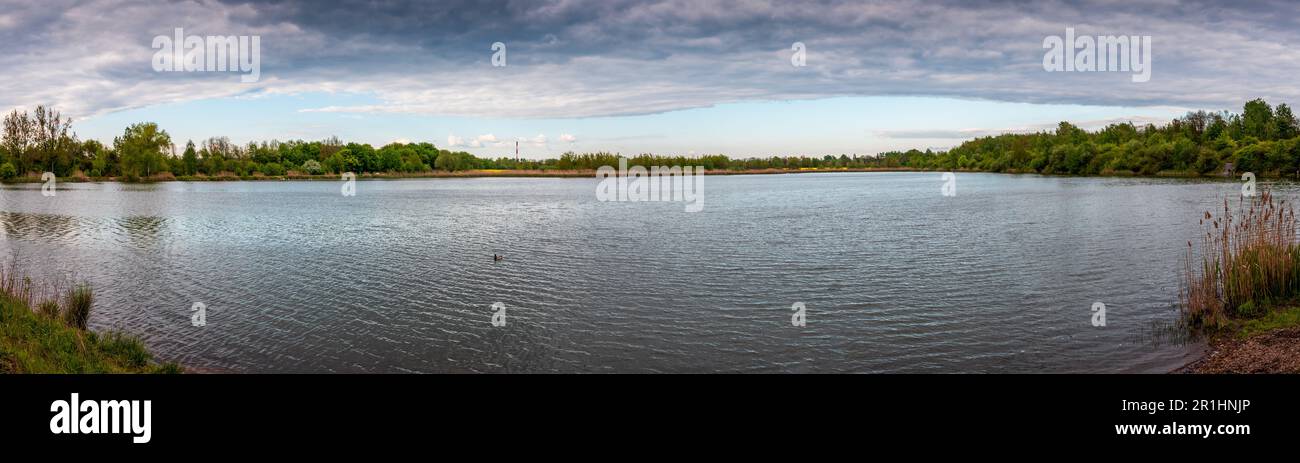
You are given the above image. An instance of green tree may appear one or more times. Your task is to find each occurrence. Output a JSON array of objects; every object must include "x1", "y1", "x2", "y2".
[
  {"x1": 1274, "y1": 104, "x2": 1298, "y2": 140},
  {"x1": 114, "y1": 122, "x2": 172, "y2": 180},
  {"x1": 181, "y1": 140, "x2": 199, "y2": 176},
  {"x1": 1242, "y1": 99, "x2": 1275, "y2": 140}
]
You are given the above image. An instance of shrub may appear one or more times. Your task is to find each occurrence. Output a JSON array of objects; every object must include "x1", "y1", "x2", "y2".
[
  {"x1": 302, "y1": 159, "x2": 323, "y2": 174},
  {"x1": 262, "y1": 162, "x2": 285, "y2": 176},
  {"x1": 0, "y1": 162, "x2": 15, "y2": 179}
]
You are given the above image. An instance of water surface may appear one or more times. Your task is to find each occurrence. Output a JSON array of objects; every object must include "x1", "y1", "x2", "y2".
[{"x1": 0, "y1": 172, "x2": 1257, "y2": 372}]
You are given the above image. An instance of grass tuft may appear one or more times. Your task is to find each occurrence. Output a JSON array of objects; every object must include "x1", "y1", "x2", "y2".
[
  {"x1": 62, "y1": 284, "x2": 93, "y2": 330},
  {"x1": 36, "y1": 300, "x2": 60, "y2": 319}
]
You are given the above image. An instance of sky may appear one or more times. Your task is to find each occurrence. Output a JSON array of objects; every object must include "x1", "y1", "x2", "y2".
[{"x1": 1, "y1": 0, "x2": 1297, "y2": 159}]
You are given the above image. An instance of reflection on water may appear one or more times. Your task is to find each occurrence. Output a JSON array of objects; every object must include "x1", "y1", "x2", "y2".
[
  {"x1": 117, "y1": 216, "x2": 169, "y2": 249},
  {"x1": 0, "y1": 174, "x2": 1267, "y2": 373}
]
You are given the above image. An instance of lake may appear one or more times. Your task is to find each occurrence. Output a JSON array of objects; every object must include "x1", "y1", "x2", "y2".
[{"x1": 0, "y1": 172, "x2": 1263, "y2": 373}]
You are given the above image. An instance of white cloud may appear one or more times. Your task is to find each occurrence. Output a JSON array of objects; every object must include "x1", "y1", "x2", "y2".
[
  {"x1": 561, "y1": 133, "x2": 577, "y2": 143},
  {"x1": 447, "y1": 134, "x2": 464, "y2": 147},
  {"x1": 873, "y1": 116, "x2": 1175, "y2": 139},
  {"x1": 6, "y1": 0, "x2": 1300, "y2": 121}
]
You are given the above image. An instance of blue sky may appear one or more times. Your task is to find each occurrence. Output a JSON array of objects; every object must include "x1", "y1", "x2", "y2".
[
  {"x1": 3, "y1": 0, "x2": 1296, "y2": 158},
  {"x1": 73, "y1": 93, "x2": 1188, "y2": 159}
]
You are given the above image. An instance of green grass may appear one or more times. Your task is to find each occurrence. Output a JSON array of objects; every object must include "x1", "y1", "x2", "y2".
[
  {"x1": 0, "y1": 294, "x2": 180, "y2": 374},
  {"x1": 1233, "y1": 306, "x2": 1300, "y2": 339}
]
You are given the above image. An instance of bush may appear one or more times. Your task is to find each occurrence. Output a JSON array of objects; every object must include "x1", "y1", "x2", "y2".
[
  {"x1": 265, "y1": 162, "x2": 285, "y2": 176},
  {"x1": 62, "y1": 284, "x2": 93, "y2": 330},
  {"x1": 0, "y1": 162, "x2": 15, "y2": 179},
  {"x1": 302, "y1": 159, "x2": 323, "y2": 175}
]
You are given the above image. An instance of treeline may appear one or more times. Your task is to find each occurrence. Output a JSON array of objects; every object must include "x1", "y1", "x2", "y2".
[
  {"x1": 544, "y1": 100, "x2": 1300, "y2": 176},
  {"x1": 4, "y1": 98, "x2": 1297, "y2": 180},
  {"x1": 553, "y1": 152, "x2": 888, "y2": 170},
  {"x1": 0, "y1": 108, "x2": 549, "y2": 180},
  {"x1": 875, "y1": 98, "x2": 1300, "y2": 176}
]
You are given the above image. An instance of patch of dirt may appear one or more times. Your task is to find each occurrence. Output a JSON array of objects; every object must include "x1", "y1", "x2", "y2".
[{"x1": 1186, "y1": 327, "x2": 1300, "y2": 373}]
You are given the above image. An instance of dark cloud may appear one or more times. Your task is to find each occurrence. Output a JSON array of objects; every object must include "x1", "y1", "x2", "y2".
[{"x1": 2, "y1": 0, "x2": 1299, "y2": 119}]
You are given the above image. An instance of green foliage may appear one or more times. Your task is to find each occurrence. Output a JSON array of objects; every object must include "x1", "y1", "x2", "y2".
[
  {"x1": 876, "y1": 99, "x2": 1300, "y2": 177},
  {"x1": 62, "y1": 284, "x2": 93, "y2": 330},
  {"x1": 1236, "y1": 300, "x2": 1259, "y2": 317},
  {"x1": 36, "y1": 300, "x2": 60, "y2": 319},
  {"x1": 1236, "y1": 306, "x2": 1300, "y2": 338},
  {"x1": 301, "y1": 159, "x2": 322, "y2": 174},
  {"x1": 114, "y1": 122, "x2": 171, "y2": 180},
  {"x1": 0, "y1": 285, "x2": 179, "y2": 373},
  {"x1": 181, "y1": 140, "x2": 199, "y2": 176},
  {"x1": 8, "y1": 98, "x2": 1300, "y2": 181}
]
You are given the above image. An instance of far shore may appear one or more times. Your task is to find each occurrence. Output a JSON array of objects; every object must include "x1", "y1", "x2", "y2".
[
  {"x1": 0, "y1": 166, "x2": 920, "y2": 183},
  {"x1": 0, "y1": 165, "x2": 1264, "y2": 184}
]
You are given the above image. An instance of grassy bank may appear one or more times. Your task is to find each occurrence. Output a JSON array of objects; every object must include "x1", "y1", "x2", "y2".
[
  {"x1": 0, "y1": 272, "x2": 179, "y2": 374},
  {"x1": 1180, "y1": 190, "x2": 1300, "y2": 372}
]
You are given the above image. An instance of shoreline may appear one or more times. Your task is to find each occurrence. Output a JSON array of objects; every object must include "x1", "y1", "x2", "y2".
[
  {"x1": 0, "y1": 166, "x2": 1260, "y2": 184},
  {"x1": 0, "y1": 166, "x2": 923, "y2": 183},
  {"x1": 1175, "y1": 307, "x2": 1300, "y2": 374}
]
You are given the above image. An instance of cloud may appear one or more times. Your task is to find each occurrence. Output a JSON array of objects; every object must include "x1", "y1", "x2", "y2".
[
  {"x1": 561, "y1": 133, "x2": 577, "y2": 143},
  {"x1": 4, "y1": 0, "x2": 1300, "y2": 120},
  {"x1": 447, "y1": 133, "x2": 464, "y2": 147}
]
